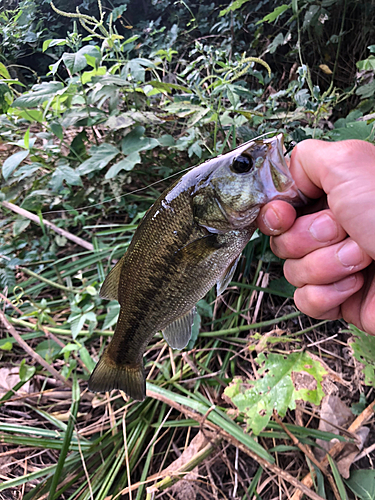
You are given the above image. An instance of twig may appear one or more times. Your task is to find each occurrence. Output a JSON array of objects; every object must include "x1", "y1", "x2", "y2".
[
  {"x1": 1, "y1": 201, "x2": 94, "y2": 251},
  {"x1": 146, "y1": 388, "x2": 325, "y2": 500},
  {"x1": 0, "y1": 311, "x2": 71, "y2": 388},
  {"x1": 290, "y1": 398, "x2": 375, "y2": 500},
  {"x1": 273, "y1": 412, "x2": 341, "y2": 500},
  {"x1": 0, "y1": 293, "x2": 89, "y2": 372}
]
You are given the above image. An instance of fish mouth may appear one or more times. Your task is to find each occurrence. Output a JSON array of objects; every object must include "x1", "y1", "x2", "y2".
[{"x1": 260, "y1": 134, "x2": 307, "y2": 207}]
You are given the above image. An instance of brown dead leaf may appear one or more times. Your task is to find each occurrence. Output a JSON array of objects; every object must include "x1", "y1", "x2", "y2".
[
  {"x1": 148, "y1": 430, "x2": 216, "y2": 499},
  {"x1": 315, "y1": 395, "x2": 369, "y2": 478},
  {"x1": 0, "y1": 367, "x2": 32, "y2": 398}
]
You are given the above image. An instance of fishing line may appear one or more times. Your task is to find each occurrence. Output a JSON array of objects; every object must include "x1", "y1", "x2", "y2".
[{"x1": 40, "y1": 130, "x2": 278, "y2": 216}]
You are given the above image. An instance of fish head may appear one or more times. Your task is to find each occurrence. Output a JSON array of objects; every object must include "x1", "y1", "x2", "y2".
[{"x1": 194, "y1": 134, "x2": 306, "y2": 230}]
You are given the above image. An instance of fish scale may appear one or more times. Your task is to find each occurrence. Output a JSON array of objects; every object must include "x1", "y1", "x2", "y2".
[{"x1": 89, "y1": 134, "x2": 306, "y2": 400}]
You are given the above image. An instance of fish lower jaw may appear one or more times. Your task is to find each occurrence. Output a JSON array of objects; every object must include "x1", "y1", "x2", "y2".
[{"x1": 226, "y1": 206, "x2": 261, "y2": 228}]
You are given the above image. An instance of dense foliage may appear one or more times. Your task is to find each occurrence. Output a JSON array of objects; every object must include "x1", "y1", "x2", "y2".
[{"x1": 1, "y1": 0, "x2": 375, "y2": 498}]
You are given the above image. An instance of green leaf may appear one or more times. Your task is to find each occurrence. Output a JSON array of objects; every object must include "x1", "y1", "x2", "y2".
[
  {"x1": 49, "y1": 121, "x2": 64, "y2": 141},
  {"x1": 226, "y1": 84, "x2": 240, "y2": 108},
  {"x1": 224, "y1": 352, "x2": 326, "y2": 435},
  {"x1": 2, "y1": 150, "x2": 29, "y2": 180},
  {"x1": 77, "y1": 143, "x2": 120, "y2": 175},
  {"x1": 50, "y1": 164, "x2": 83, "y2": 190},
  {"x1": 81, "y1": 66, "x2": 106, "y2": 85},
  {"x1": 330, "y1": 121, "x2": 374, "y2": 142},
  {"x1": 13, "y1": 218, "x2": 31, "y2": 237},
  {"x1": 102, "y1": 302, "x2": 121, "y2": 330},
  {"x1": 303, "y1": 5, "x2": 320, "y2": 31},
  {"x1": 327, "y1": 455, "x2": 348, "y2": 500},
  {"x1": 12, "y1": 82, "x2": 64, "y2": 108},
  {"x1": 0, "y1": 342, "x2": 12, "y2": 351},
  {"x1": 106, "y1": 114, "x2": 135, "y2": 130},
  {"x1": 268, "y1": 277, "x2": 296, "y2": 298},
  {"x1": 356, "y1": 81, "x2": 375, "y2": 99},
  {"x1": 19, "y1": 360, "x2": 36, "y2": 382},
  {"x1": 187, "y1": 312, "x2": 201, "y2": 350},
  {"x1": 346, "y1": 469, "x2": 375, "y2": 500},
  {"x1": 34, "y1": 340, "x2": 61, "y2": 361},
  {"x1": 0, "y1": 62, "x2": 10, "y2": 79},
  {"x1": 62, "y1": 46, "x2": 101, "y2": 74},
  {"x1": 79, "y1": 346, "x2": 96, "y2": 372},
  {"x1": 105, "y1": 152, "x2": 141, "y2": 179},
  {"x1": 43, "y1": 39, "x2": 66, "y2": 52},
  {"x1": 350, "y1": 325, "x2": 375, "y2": 386},
  {"x1": 356, "y1": 56, "x2": 375, "y2": 71},
  {"x1": 256, "y1": 4, "x2": 290, "y2": 24},
  {"x1": 23, "y1": 127, "x2": 30, "y2": 150},
  {"x1": 122, "y1": 34, "x2": 139, "y2": 45},
  {"x1": 219, "y1": 0, "x2": 250, "y2": 16},
  {"x1": 148, "y1": 80, "x2": 192, "y2": 94},
  {"x1": 121, "y1": 126, "x2": 159, "y2": 155}
]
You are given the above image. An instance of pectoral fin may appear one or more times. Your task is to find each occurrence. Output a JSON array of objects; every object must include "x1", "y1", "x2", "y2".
[
  {"x1": 216, "y1": 254, "x2": 241, "y2": 296},
  {"x1": 176, "y1": 234, "x2": 222, "y2": 265},
  {"x1": 100, "y1": 255, "x2": 126, "y2": 301},
  {"x1": 162, "y1": 307, "x2": 197, "y2": 350}
]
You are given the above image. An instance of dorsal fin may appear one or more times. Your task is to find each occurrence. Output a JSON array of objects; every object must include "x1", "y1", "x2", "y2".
[{"x1": 100, "y1": 255, "x2": 127, "y2": 301}]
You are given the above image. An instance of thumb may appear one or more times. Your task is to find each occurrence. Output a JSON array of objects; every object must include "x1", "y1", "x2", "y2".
[{"x1": 290, "y1": 139, "x2": 375, "y2": 259}]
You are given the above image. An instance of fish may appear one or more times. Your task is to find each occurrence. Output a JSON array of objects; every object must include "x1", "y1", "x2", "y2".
[{"x1": 88, "y1": 134, "x2": 305, "y2": 401}]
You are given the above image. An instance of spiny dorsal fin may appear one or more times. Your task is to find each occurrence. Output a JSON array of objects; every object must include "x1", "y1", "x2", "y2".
[
  {"x1": 216, "y1": 254, "x2": 241, "y2": 296},
  {"x1": 162, "y1": 306, "x2": 197, "y2": 350},
  {"x1": 100, "y1": 255, "x2": 127, "y2": 301}
]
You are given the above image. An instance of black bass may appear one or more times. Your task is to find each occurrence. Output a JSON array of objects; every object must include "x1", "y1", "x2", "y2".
[{"x1": 89, "y1": 134, "x2": 304, "y2": 400}]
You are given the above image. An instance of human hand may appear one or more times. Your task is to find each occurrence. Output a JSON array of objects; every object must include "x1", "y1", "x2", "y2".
[{"x1": 257, "y1": 139, "x2": 375, "y2": 335}]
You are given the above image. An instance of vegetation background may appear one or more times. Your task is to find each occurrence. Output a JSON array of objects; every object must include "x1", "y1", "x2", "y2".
[{"x1": 1, "y1": 0, "x2": 375, "y2": 498}]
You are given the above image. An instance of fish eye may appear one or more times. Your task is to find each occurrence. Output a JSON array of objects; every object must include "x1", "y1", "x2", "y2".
[{"x1": 231, "y1": 155, "x2": 253, "y2": 174}]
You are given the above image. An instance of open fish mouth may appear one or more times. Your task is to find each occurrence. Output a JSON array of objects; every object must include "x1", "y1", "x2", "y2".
[{"x1": 260, "y1": 134, "x2": 308, "y2": 206}]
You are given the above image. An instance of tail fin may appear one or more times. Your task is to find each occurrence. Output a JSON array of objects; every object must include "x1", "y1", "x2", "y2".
[{"x1": 88, "y1": 351, "x2": 146, "y2": 401}]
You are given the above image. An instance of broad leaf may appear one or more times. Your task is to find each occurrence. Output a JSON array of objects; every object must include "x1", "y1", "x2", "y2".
[
  {"x1": 350, "y1": 325, "x2": 375, "y2": 386},
  {"x1": 346, "y1": 470, "x2": 375, "y2": 500},
  {"x1": 102, "y1": 302, "x2": 121, "y2": 330},
  {"x1": 2, "y1": 150, "x2": 29, "y2": 180},
  {"x1": 0, "y1": 62, "x2": 10, "y2": 79},
  {"x1": 42, "y1": 39, "x2": 66, "y2": 52},
  {"x1": 330, "y1": 121, "x2": 374, "y2": 142},
  {"x1": 62, "y1": 46, "x2": 101, "y2": 74},
  {"x1": 148, "y1": 80, "x2": 192, "y2": 94},
  {"x1": 121, "y1": 126, "x2": 159, "y2": 155},
  {"x1": 257, "y1": 4, "x2": 290, "y2": 24},
  {"x1": 13, "y1": 219, "x2": 31, "y2": 237},
  {"x1": 225, "y1": 352, "x2": 326, "y2": 435},
  {"x1": 50, "y1": 164, "x2": 83, "y2": 190},
  {"x1": 12, "y1": 82, "x2": 64, "y2": 108},
  {"x1": 105, "y1": 152, "x2": 141, "y2": 179},
  {"x1": 77, "y1": 144, "x2": 120, "y2": 175}
]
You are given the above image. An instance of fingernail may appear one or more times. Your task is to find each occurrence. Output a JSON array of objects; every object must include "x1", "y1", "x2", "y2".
[
  {"x1": 262, "y1": 208, "x2": 281, "y2": 230},
  {"x1": 334, "y1": 275, "x2": 357, "y2": 292},
  {"x1": 337, "y1": 240, "x2": 362, "y2": 268},
  {"x1": 309, "y1": 214, "x2": 338, "y2": 242}
]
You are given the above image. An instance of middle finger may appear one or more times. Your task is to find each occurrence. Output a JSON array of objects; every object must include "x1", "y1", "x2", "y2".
[{"x1": 284, "y1": 238, "x2": 372, "y2": 287}]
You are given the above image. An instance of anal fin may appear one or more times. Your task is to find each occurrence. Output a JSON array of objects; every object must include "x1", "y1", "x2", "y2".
[
  {"x1": 216, "y1": 254, "x2": 240, "y2": 296},
  {"x1": 162, "y1": 307, "x2": 197, "y2": 350}
]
